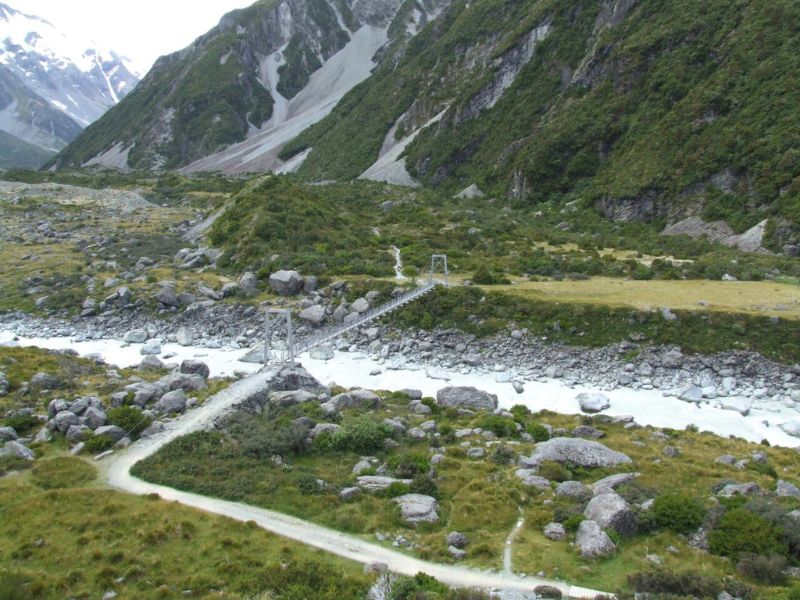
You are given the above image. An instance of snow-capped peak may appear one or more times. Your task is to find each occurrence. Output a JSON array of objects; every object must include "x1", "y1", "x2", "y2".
[{"x1": 0, "y1": 2, "x2": 140, "y2": 127}]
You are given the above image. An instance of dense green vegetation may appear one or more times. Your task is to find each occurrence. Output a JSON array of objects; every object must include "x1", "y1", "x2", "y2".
[
  {"x1": 388, "y1": 286, "x2": 800, "y2": 363},
  {"x1": 133, "y1": 386, "x2": 800, "y2": 597},
  {"x1": 0, "y1": 472, "x2": 370, "y2": 599},
  {"x1": 287, "y1": 0, "x2": 799, "y2": 251}
]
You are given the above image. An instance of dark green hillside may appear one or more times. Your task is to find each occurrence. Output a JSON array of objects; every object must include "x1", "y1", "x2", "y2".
[{"x1": 287, "y1": 0, "x2": 800, "y2": 250}]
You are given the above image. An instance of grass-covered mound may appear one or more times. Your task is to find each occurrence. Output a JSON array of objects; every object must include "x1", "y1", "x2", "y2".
[
  {"x1": 0, "y1": 478, "x2": 368, "y2": 599},
  {"x1": 133, "y1": 386, "x2": 800, "y2": 597},
  {"x1": 30, "y1": 457, "x2": 97, "y2": 490}
]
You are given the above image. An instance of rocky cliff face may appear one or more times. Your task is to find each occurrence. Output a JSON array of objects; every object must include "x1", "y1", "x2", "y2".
[{"x1": 52, "y1": 0, "x2": 429, "y2": 172}]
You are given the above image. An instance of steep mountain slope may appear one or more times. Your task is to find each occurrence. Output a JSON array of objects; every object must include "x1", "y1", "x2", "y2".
[
  {"x1": 0, "y1": 2, "x2": 138, "y2": 166},
  {"x1": 0, "y1": 129, "x2": 52, "y2": 169},
  {"x1": 0, "y1": 64, "x2": 83, "y2": 152},
  {"x1": 52, "y1": 0, "x2": 449, "y2": 173},
  {"x1": 283, "y1": 0, "x2": 799, "y2": 253}
]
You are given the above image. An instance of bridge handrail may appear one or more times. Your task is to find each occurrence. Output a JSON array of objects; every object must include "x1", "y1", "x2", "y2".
[{"x1": 294, "y1": 281, "x2": 440, "y2": 355}]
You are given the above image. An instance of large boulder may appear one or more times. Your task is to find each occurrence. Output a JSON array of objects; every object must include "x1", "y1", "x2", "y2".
[
  {"x1": 299, "y1": 305, "x2": 326, "y2": 326},
  {"x1": 269, "y1": 389, "x2": 318, "y2": 407},
  {"x1": 154, "y1": 286, "x2": 179, "y2": 307},
  {"x1": 436, "y1": 387, "x2": 498, "y2": 411},
  {"x1": 717, "y1": 482, "x2": 760, "y2": 497},
  {"x1": 576, "y1": 520, "x2": 616, "y2": 559},
  {"x1": 1, "y1": 440, "x2": 35, "y2": 460},
  {"x1": 555, "y1": 481, "x2": 587, "y2": 498},
  {"x1": 140, "y1": 340, "x2": 162, "y2": 356},
  {"x1": 30, "y1": 372, "x2": 62, "y2": 390},
  {"x1": 351, "y1": 298, "x2": 370, "y2": 314},
  {"x1": 94, "y1": 425, "x2": 126, "y2": 443},
  {"x1": 543, "y1": 523, "x2": 566, "y2": 541},
  {"x1": 124, "y1": 329, "x2": 149, "y2": 343},
  {"x1": 527, "y1": 438, "x2": 632, "y2": 468},
  {"x1": 269, "y1": 270, "x2": 304, "y2": 296},
  {"x1": 393, "y1": 494, "x2": 439, "y2": 524},
  {"x1": 54, "y1": 410, "x2": 79, "y2": 433},
  {"x1": 584, "y1": 492, "x2": 637, "y2": 536},
  {"x1": 515, "y1": 469, "x2": 551, "y2": 489},
  {"x1": 271, "y1": 365, "x2": 329, "y2": 395},
  {"x1": 577, "y1": 392, "x2": 610, "y2": 414},
  {"x1": 155, "y1": 389, "x2": 187, "y2": 414},
  {"x1": 239, "y1": 272, "x2": 260, "y2": 296},
  {"x1": 323, "y1": 389, "x2": 380, "y2": 415},
  {"x1": 777, "y1": 480, "x2": 800, "y2": 498},
  {"x1": 780, "y1": 421, "x2": 800, "y2": 438},
  {"x1": 0, "y1": 426, "x2": 18, "y2": 442},
  {"x1": 180, "y1": 360, "x2": 210, "y2": 380},
  {"x1": 82, "y1": 407, "x2": 107, "y2": 430}
]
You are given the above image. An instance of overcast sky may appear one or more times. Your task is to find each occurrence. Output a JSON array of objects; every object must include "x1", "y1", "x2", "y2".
[{"x1": 15, "y1": 0, "x2": 256, "y2": 74}]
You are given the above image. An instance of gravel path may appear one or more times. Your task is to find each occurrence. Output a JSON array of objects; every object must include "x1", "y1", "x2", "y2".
[{"x1": 100, "y1": 367, "x2": 611, "y2": 599}]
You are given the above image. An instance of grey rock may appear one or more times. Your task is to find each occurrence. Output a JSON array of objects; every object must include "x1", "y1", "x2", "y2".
[
  {"x1": 352, "y1": 298, "x2": 370, "y2": 313},
  {"x1": 140, "y1": 422, "x2": 165, "y2": 439},
  {"x1": 269, "y1": 270, "x2": 304, "y2": 296},
  {"x1": 155, "y1": 286, "x2": 179, "y2": 307},
  {"x1": 776, "y1": 480, "x2": 800, "y2": 498},
  {"x1": 715, "y1": 454, "x2": 737, "y2": 466},
  {"x1": 357, "y1": 476, "x2": 412, "y2": 492},
  {"x1": 573, "y1": 425, "x2": 605, "y2": 439},
  {"x1": 180, "y1": 359, "x2": 210, "y2": 379},
  {"x1": 140, "y1": 355, "x2": 164, "y2": 370},
  {"x1": 679, "y1": 385, "x2": 704, "y2": 403},
  {"x1": 467, "y1": 447, "x2": 486, "y2": 459},
  {"x1": 780, "y1": 421, "x2": 800, "y2": 437},
  {"x1": 324, "y1": 389, "x2": 380, "y2": 414},
  {"x1": 124, "y1": 329, "x2": 149, "y2": 343},
  {"x1": 0, "y1": 371, "x2": 7, "y2": 396},
  {"x1": 528, "y1": 437, "x2": 632, "y2": 468},
  {"x1": 353, "y1": 458, "x2": 375, "y2": 475},
  {"x1": 584, "y1": 492, "x2": 636, "y2": 536},
  {"x1": 269, "y1": 389, "x2": 317, "y2": 407},
  {"x1": 515, "y1": 469, "x2": 551, "y2": 489},
  {"x1": 592, "y1": 473, "x2": 638, "y2": 493},
  {"x1": 54, "y1": 410, "x2": 79, "y2": 433},
  {"x1": 408, "y1": 427, "x2": 427, "y2": 440},
  {"x1": 363, "y1": 561, "x2": 387, "y2": 575},
  {"x1": 448, "y1": 545, "x2": 467, "y2": 560},
  {"x1": 94, "y1": 425, "x2": 126, "y2": 443},
  {"x1": 140, "y1": 340, "x2": 161, "y2": 356},
  {"x1": 221, "y1": 282, "x2": 240, "y2": 297},
  {"x1": 447, "y1": 531, "x2": 468, "y2": 549},
  {"x1": 0, "y1": 426, "x2": 18, "y2": 442},
  {"x1": 163, "y1": 373, "x2": 206, "y2": 392},
  {"x1": 576, "y1": 392, "x2": 610, "y2": 413},
  {"x1": 576, "y1": 520, "x2": 616, "y2": 559},
  {"x1": 1, "y1": 440, "x2": 35, "y2": 460},
  {"x1": 436, "y1": 386, "x2": 498, "y2": 411},
  {"x1": 30, "y1": 372, "x2": 61, "y2": 390},
  {"x1": 176, "y1": 327, "x2": 194, "y2": 346},
  {"x1": 83, "y1": 407, "x2": 107, "y2": 429},
  {"x1": 393, "y1": 494, "x2": 439, "y2": 524},
  {"x1": 239, "y1": 272, "x2": 260, "y2": 296},
  {"x1": 663, "y1": 445, "x2": 681, "y2": 458},
  {"x1": 155, "y1": 389, "x2": 187, "y2": 414},
  {"x1": 309, "y1": 423, "x2": 341, "y2": 439},
  {"x1": 310, "y1": 346, "x2": 335, "y2": 360},
  {"x1": 340, "y1": 487, "x2": 362, "y2": 501},
  {"x1": 299, "y1": 305, "x2": 326, "y2": 326},
  {"x1": 66, "y1": 424, "x2": 91, "y2": 442},
  {"x1": 543, "y1": 522, "x2": 566, "y2": 541},
  {"x1": 717, "y1": 482, "x2": 760, "y2": 497},
  {"x1": 555, "y1": 481, "x2": 587, "y2": 498}
]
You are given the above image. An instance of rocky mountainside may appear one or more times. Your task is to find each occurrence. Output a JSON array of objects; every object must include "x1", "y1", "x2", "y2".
[
  {"x1": 283, "y1": 0, "x2": 799, "y2": 253},
  {"x1": 51, "y1": 0, "x2": 449, "y2": 173},
  {"x1": 50, "y1": 0, "x2": 799, "y2": 253},
  {"x1": 0, "y1": 2, "x2": 139, "y2": 166}
]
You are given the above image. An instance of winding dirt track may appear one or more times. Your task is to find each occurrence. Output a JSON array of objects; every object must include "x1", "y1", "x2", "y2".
[{"x1": 100, "y1": 369, "x2": 609, "y2": 599}]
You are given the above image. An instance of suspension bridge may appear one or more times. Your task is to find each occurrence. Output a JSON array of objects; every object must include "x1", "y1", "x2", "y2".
[{"x1": 263, "y1": 254, "x2": 448, "y2": 365}]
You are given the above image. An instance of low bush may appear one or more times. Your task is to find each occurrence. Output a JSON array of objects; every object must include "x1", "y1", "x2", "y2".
[
  {"x1": 31, "y1": 457, "x2": 96, "y2": 489},
  {"x1": 509, "y1": 404, "x2": 531, "y2": 421},
  {"x1": 83, "y1": 434, "x2": 115, "y2": 454},
  {"x1": 390, "y1": 452, "x2": 430, "y2": 479},
  {"x1": 383, "y1": 482, "x2": 411, "y2": 498},
  {"x1": 536, "y1": 461, "x2": 571, "y2": 483},
  {"x1": 2, "y1": 412, "x2": 39, "y2": 435},
  {"x1": 788, "y1": 586, "x2": 800, "y2": 600},
  {"x1": 650, "y1": 493, "x2": 706, "y2": 534},
  {"x1": 628, "y1": 569, "x2": 721, "y2": 597},
  {"x1": 526, "y1": 422, "x2": 551, "y2": 442},
  {"x1": 0, "y1": 455, "x2": 32, "y2": 476},
  {"x1": 315, "y1": 417, "x2": 390, "y2": 454},
  {"x1": 476, "y1": 415, "x2": 517, "y2": 438},
  {"x1": 709, "y1": 508, "x2": 787, "y2": 560},
  {"x1": 107, "y1": 406, "x2": 152, "y2": 439},
  {"x1": 746, "y1": 461, "x2": 778, "y2": 479},
  {"x1": 410, "y1": 475, "x2": 440, "y2": 499},
  {"x1": 296, "y1": 474, "x2": 323, "y2": 495},
  {"x1": 490, "y1": 445, "x2": 516, "y2": 465},
  {"x1": 736, "y1": 554, "x2": 786, "y2": 585},
  {"x1": 563, "y1": 514, "x2": 586, "y2": 532}
]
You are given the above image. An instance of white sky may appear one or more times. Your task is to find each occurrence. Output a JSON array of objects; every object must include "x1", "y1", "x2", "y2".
[{"x1": 13, "y1": 0, "x2": 257, "y2": 75}]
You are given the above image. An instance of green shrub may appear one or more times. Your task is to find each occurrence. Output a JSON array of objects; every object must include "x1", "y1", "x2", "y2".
[
  {"x1": 509, "y1": 404, "x2": 531, "y2": 421},
  {"x1": 389, "y1": 452, "x2": 430, "y2": 479},
  {"x1": 296, "y1": 474, "x2": 323, "y2": 495},
  {"x1": 651, "y1": 493, "x2": 706, "y2": 534},
  {"x1": 83, "y1": 434, "x2": 115, "y2": 454},
  {"x1": 490, "y1": 445, "x2": 516, "y2": 465},
  {"x1": 628, "y1": 569, "x2": 721, "y2": 597},
  {"x1": 736, "y1": 554, "x2": 786, "y2": 585},
  {"x1": 476, "y1": 414, "x2": 516, "y2": 438},
  {"x1": 526, "y1": 422, "x2": 551, "y2": 442},
  {"x1": 536, "y1": 460, "x2": 571, "y2": 483},
  {"x1": 107, "y1": 406, "x2": 152, "y2": 439},
  {"x1": 314, "y1": 417, "x2": 390, "y2": 454},
  {"x1": 31, "y1": 457, "x2": 96, "y2": 489},
  {"x1": 2, "y1": 412, "x2": 39, "y2": 435},
  {"x1": 709, "y1": 508, "x2": 787, "y2": 560},
  {"x1": 747, "y1": 461, "x2": 778, "y2": 479},
  {"x1": 410, "y1": 475, "x2": 440, "y2": 499},
  {"x1": 788, "y1": 586, "x2": 800, "y2": 600},
  {"x1": 383, "y1": 482, "x2": 411, "y2": 498},
  {"x1": 472, "y1": 265, "x2": 510, "y2": 285},
  {"x1": 563, "y1": 514, "x2": 586, "y2": 532}
]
